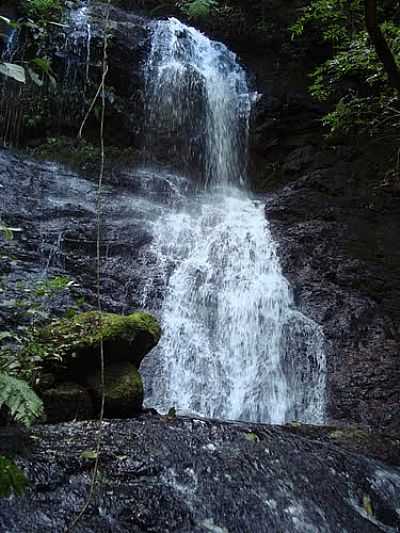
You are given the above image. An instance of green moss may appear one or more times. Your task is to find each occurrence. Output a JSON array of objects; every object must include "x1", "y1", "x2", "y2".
[
  {"x1": 86, "y1": 362, "x2": 144, "y2": 417},
  {"x1": 32, "y1": 311, "x2": 161, "y2": 374}
]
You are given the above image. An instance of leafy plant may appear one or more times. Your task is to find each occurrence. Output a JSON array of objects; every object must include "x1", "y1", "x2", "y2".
[
  {"x1": 0, "y1": 276, "x2": 81, "y2": 383},
  {"x1": 179, "y1": 0, "x2": 218, "y2": 19},
  {"x1": 290, "y1": 0, "x2": 364, "y2": 48},
  {"x1": 0, "y1": 455, "x2": 29, "y2": 497},
  {"x1": 291, "y1": 0, "x2": 400, "y2": 138},
  {"x1": 0, "y1": 16, "x2": 57, "y2": 87},
  {"x1": 0, "y1": 373, "x2": 43, "y2": 427},
  {"x1": 21, "y1": 0, "x2": 62, "y2": 21}
]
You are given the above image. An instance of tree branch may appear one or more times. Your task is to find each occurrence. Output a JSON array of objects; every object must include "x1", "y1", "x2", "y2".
[{"x1": 365, "y1": 0, "x2": 400, "y2": 92}]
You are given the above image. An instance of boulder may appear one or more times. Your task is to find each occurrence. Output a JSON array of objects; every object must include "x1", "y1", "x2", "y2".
[
  {"x1": 37, "y1": 311, "x2": 161, "y2": 376},
  {"x1": 31, "y1": 311, "x2": 160, "y2": 422},
  {"x1": 86, "y1": 361, "x2": 144, "y2": 418}
]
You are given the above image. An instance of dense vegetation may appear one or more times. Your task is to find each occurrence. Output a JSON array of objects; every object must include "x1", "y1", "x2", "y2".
[{"x1": 291, "y1": 0, "x2": 400, "y2": 140}]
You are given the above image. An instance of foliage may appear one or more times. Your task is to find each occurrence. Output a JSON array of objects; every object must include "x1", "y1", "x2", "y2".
[
  {"x1": 322, "y1": 94, "x2": 400, "y2": 137},
  {"x1": 290, "y1": 0, "x2": 364, "y2": 48},
  {"x1": 0, "y1": 16, "x2": 57, "y2": 87},
  {"x1": 0, "y1": 373, "x2": 44, "y2": 427},
  {"x1": 291, "y1": 0, "x2": 400, "y2": 138},
  {"x1": 0, "y1": 276, "x2": 81, "y2": 383},
  {"x1": 0, "y1": 455, "x2": 29, "y2": 497},
  {"x1": 21, "y1": 0, "x2": 63, "y2": 21},
  {"x1": 309, "y1": 24, "x2": 400, "y2": 102},
  {"x1": 179, "y1": 0, "x2": 218, "y2": 19}
]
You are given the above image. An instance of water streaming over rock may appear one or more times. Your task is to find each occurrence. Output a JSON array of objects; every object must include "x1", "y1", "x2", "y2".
[
  {"x1": 141, "y1": 19, "x2": 326, "y2": 423},
  {"x1": 145, "y1": 18, "x2": 252, "y2": 186}
]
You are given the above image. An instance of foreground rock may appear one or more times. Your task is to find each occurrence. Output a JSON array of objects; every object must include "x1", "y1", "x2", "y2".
[
  {"x1": 35, "y1": 312, "x2": 160, "y2": 422},
  {"x1": 1, "y1": 414, "x2": 400, "y2": 532}
]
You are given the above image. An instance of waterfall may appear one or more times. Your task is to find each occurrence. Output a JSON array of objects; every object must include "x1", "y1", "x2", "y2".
[
  {"x1": 145, "y1": 18, "x2": 252, "y2": 187},
  {"x1": 141, "y1": 18, "x2": 326, "y2": 424}
]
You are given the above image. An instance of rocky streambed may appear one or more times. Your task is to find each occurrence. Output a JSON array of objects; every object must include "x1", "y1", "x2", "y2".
[{"x1": 1, "y1": 414, "x2": 400, "y2": 532}]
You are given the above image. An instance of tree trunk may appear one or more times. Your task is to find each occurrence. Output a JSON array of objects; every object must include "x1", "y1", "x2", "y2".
[{"x1": 365, "y1": 0, "x2": 400, "y2": 91}]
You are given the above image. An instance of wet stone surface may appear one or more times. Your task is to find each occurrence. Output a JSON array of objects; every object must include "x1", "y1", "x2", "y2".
[{"x1": 1, "y1": 414, "x2": 400, "y2": 532}]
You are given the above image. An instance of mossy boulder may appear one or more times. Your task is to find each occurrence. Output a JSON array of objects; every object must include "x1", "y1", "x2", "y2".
[
  {"x1": 37, "y1": 311, "x2": 161, "y2": 375},
  {"x1": 86, "y1": 362, "x2": 144, "y2": 418},
  {"x1": 41, "y1": 382, "x2": 94, "y2": 424}
]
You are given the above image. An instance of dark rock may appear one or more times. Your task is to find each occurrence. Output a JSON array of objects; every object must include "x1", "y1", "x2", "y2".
[
  {"x1": 265, "y1": 160, "x2": 400, "y2": 433},
  {"x1": 0, "y1": 150, "x2": 162, "y2": 317},
  {"x1": 1, "y1": 414, "x2": 400, "y2": 532},
  {"x1": 86, "y1": 361, "x2": 144, "y2": 417},
  {"x1": 41, "y1": 382, "x2": 94, "y2": 423},
  {"x1": 281, "y1": 422, "x2": 400, "y2": 467}
]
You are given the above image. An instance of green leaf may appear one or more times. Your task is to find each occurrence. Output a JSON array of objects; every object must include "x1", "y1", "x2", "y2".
[
  {"x1": 80, "y1": 450, "x2": 98, "y2": 461},
  {"x1": 31, "y1": 57, "x2": 51, "y2": 75},
  {"x1": 0, "y1": 63, "x2": 26, "y2": 84},
  {"x1": 0, "y1": 16, "x2": 18, "y2": 29},
  {"x1": 245, "y1": 432, "x2": 260, "y2": 443}
]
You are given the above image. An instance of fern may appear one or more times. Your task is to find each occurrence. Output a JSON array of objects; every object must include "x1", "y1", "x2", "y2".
[
  {"x1": 0, "y1": 373, "x2": 44, "y2": 427},
  {"x1": 181, "y1": 0, "x2": 218, "y2": 19},
  {"x1": 0, "y1": 455, "x2": 28, "y2": 497}
]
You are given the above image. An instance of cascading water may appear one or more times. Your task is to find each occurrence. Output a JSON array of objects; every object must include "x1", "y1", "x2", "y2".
[
  {"x1": 145, "y1": 18, "x2": 251, "y2": 186},
  {"x1": 141, "y1": 18, "x2": 326, "y2": 424}
]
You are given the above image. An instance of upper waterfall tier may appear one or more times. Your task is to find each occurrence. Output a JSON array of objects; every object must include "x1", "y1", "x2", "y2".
[{"x1": 145, "y1": 18, "x2": 254, "y2": 187}]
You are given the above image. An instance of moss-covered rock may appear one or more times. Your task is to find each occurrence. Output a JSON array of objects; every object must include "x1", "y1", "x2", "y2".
[
  {"x1": 37, "y1": 311, "x2": 161, "y2": 375},
  {"x1": 41, "y1": 382, "x2": 94, "y2": 424},
  {"x1": 86, "y1": 362, "x2": 144, "y2": 418}
]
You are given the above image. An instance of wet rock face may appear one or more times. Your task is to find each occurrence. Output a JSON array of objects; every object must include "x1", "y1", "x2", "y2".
[
  {"x1": 1, "y1": 414, "x2": 400, "y2": 532},
  {"x1": 0, "y1": 2, "x2": 150, "y2": 148},
  {"x1": 0, "y1": 150, "x2": 156, "y2": 318},
  {"x1": 265, "y1": 167, "x2": 400, "y2": 433}
]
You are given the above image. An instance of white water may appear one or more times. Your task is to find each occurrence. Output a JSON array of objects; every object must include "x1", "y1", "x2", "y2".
[
  {"x1": 145, "y1": 18, "x2": 253, "y2": 187},
  {"x1": 142, "y1": 18, "x2": 326, "y2": 423}
]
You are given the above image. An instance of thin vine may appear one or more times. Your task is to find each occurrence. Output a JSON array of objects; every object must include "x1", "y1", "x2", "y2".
[{"x1": 66, "y1": 2, "x2": 110, "y2": 531}]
